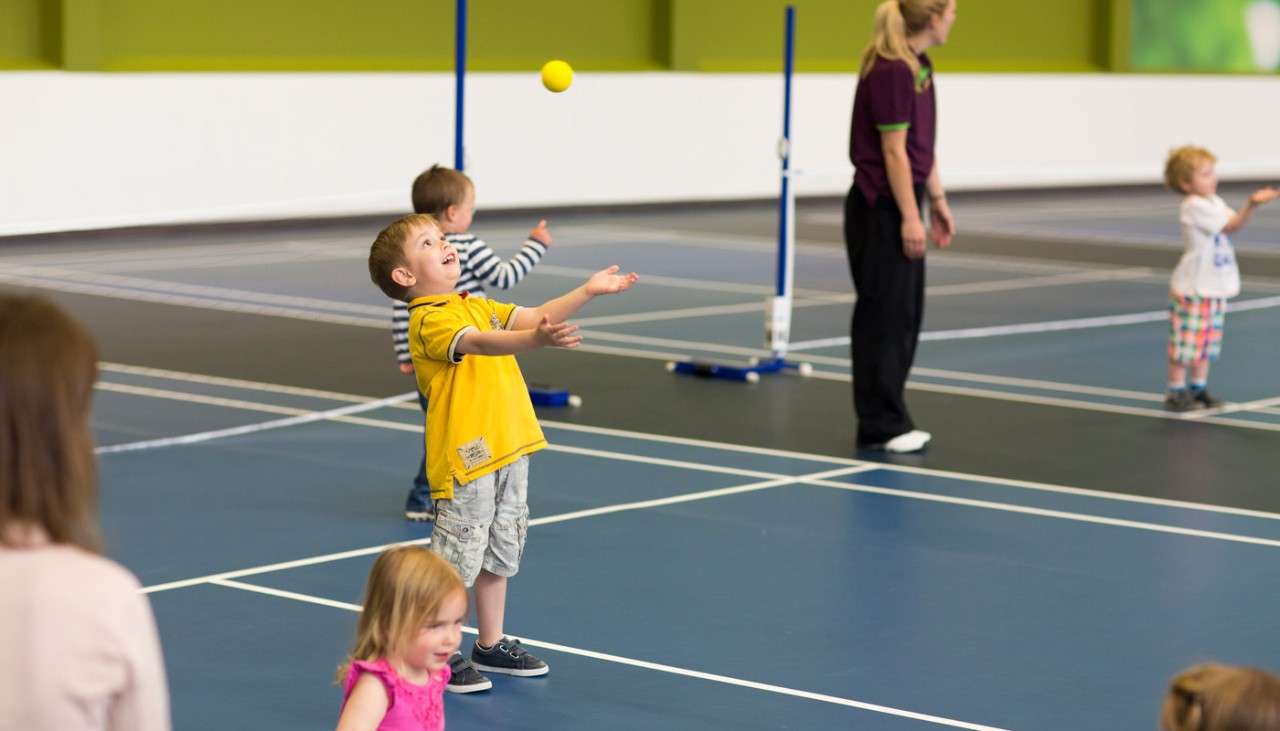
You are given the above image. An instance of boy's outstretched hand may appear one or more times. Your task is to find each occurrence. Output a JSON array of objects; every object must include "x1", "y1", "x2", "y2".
[
  {"x1": 585, "y1": 265, "x2": 640, "y2": 296},
  {"x1": 536, "y1": 315, "x2": 582, "y2": 349},
  {"x1": 530, "y1": 219, "x2": 553, "y2": 246},
  {"x1": 1249, "y1": 187, "x2": 1280, "y2": 206}
]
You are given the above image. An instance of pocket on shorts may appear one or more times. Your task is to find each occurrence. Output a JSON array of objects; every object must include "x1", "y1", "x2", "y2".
[
  {"x1": 431, "y1": 510, "x2": 483, "y2": 583},
  {"x1": 515, "y1": 504, "x2": 529, "y2": 565}
]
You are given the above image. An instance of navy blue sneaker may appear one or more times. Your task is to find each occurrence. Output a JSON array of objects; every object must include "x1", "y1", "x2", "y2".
[
  {"x1": 1190, "y1": 387, "x2": 1223, "y2": 409},
  {"x1": 404, "y1": 458, "x2": 433, "y2": 522},
  {"x1": 446, "y1": 653, "x2": 492, "y2": 693},
  {"x1": 471, "y1": 637, "x2": 549, "y2": 677}
]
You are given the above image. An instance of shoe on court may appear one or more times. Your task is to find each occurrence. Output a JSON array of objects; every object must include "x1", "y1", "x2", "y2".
[
  {"x1": 470, "y1": 637, "x2": 549, "y2": 677},
  {"x1": 404, "y1": 506, "x2": 434, "y2": 522},
  {"x1": 1191, "y1": 388, "x2": 1223, "y2": 409},
  {"x1": 883, "y1": 430, "x2": 932, "y2": 453},
  {"x1": 1164, "y1": 391, "x2": 1199, "y2": 413},
  {"x1": 404, "y1": 486, "x2": 434, "y2": 523},
  {"x1": 446, "y1": 653, "x2": 492, "y2": 693}
]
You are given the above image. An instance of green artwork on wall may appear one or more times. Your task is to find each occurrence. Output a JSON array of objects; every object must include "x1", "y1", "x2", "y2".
[{"x1": 1131, "y1": 0, "x2": 1280, "y2": 72}]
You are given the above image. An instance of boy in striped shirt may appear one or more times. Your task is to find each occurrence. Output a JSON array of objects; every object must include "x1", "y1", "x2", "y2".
[{"x1": 393, "y1": 165, "x2": 552, "y2": 521}]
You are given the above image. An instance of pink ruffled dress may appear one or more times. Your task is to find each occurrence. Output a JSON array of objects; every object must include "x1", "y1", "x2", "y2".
[{"x1": 341, "y1": 658, "x2": 450, "y2": 731}]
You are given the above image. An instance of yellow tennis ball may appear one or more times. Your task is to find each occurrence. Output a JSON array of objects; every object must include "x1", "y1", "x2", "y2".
[{"x1": 540, "y1": 60, "x2": 573, "y2": 93}]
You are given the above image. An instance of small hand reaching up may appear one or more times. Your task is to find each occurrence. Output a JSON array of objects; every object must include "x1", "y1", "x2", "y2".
[
  {"x1": 585, "y1": 265, "x2": 640, "y2": 296},
  {"x1": 530, "y1": 219, "x2": 553, "y2": 246},
  {"x1": 1249, "y1": 187, "x2": 1280, "y2": 206},
  {"x1": 535, "y1": 315, "x2": 581, "y2": 349}
]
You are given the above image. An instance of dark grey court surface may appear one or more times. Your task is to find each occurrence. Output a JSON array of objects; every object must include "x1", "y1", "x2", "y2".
[{"x1": 4, "y1": 185, "x2": 1280, "y2": 730}]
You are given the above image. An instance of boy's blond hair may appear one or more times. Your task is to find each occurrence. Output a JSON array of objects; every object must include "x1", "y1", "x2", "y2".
[
  {"x1": 1160, "y1": 663, "x2": 1280, "y2": 731},
  {"x1": 1164, "y1": 145, "x2": 1217, "y2": 192},
  {"x1": 336, "y1": 546, "x2": 466, "y2": 683},
  {"x1": 411, "y1": 164, "x2": 473, "y2": 218},
  {"x1": 368, "y1": 213, "x2": 439, "y2": 302}
]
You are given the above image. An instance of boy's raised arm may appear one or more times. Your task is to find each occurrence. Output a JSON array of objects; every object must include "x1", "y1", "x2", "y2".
[
  {"x1": 513, "y1": 266, "x2": 639, "y2": 330},
  {"x1": 455, "y1": 317, "x2": 581, "y2": 356}
]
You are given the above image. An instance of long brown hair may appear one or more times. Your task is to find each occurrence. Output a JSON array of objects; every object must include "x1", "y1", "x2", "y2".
[
  {"x1": 0, "y1": 294, "x2": 100, "y2": 552},
  {"x1": 1161, "y1": 664, "x2": 1280, "y2": 731},
  {"x1": 859, "y1": 0, "x2": 950, "y2": 80},
  {"x1": 337, "y1": 546, "x2": 466, "y2": 682}
]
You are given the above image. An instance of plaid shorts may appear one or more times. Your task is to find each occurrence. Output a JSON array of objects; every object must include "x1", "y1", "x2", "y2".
[
  {"x1": 430, "y1": 456, "x2": 529, "y2": 586},
  {"x1": 1168, "y1": 294, "x2": 1226, "y2": 364}
]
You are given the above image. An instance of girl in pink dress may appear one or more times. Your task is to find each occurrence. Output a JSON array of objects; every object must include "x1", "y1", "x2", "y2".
[{"x1": 336, "y1": 547, "x2": 466, "y2": 731}]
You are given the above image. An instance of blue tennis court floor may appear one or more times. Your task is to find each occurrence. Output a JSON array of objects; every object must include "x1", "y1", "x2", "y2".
[{"x1": 95, "y1": 365, "x2": 1280, "y2": 731}]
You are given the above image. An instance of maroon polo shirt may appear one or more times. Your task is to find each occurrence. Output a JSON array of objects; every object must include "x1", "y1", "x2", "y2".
[{"x1": 849, "y1": 53, "x2": 936, "y2": 206}]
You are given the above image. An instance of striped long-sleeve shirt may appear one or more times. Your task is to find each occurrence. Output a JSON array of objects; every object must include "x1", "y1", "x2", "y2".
[{"x1": 391, "y1": 232, "x2": 548, "y2": 363}]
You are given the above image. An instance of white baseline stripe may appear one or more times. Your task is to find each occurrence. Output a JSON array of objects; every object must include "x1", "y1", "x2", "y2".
[
  {"x1": 96, "y1": 391, "x2": 418, "y2": 454},
  {"x1": 142, "y1": 538, "x2": 432, "y2": 594},
  {"x1": 9, "y1": 264, "x2": 390, "y2": 315},
  {"x1": 789, "y1": 295, "x2": 1280, "y2": 349},
  {"x1": 805, "y1": 369, "x2": 1280, "y2": 435},
  {"x1": 209, "y1": 578, "x2": 1006, "y2": 731},
  {"x1": 812, "y1": 478, "x2": 1280, "y2": 549},
  {"x1": 0, "y1": 271, "x2": 389, "y2": 328},
  {"x1": 99, "y1": 362, "x2": 385, "y2": 404},
  {"x1": 107, "y1": 394, "x2": 1280, "y2": 582},
  {"x1": 141, "y1": 470, "x2": 867, "y2": 595},
  {"x1": 98, "y1": 381, "x2": 844, "y2": 482},
  {"x1": 105, "y1": 363, "x2": 1280, "y2": 522}
]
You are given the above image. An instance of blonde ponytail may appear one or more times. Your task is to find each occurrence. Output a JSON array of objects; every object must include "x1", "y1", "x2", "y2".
[{"x1": 859, "y1": 0, "x2": 949, "y2": 80}]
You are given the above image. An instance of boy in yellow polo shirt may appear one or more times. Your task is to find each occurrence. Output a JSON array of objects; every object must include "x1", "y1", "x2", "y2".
[{"x1": 367, "y1": 213, "x2": 638, "y2": 694}]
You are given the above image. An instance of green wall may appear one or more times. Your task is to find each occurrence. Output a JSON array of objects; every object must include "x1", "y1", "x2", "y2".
[
  {"x1": 3, "y1": 0, "x2": 1132, "y2": 73},
  {"x1": 0, "y1": 0, "x2": 60, "y2": 68}
]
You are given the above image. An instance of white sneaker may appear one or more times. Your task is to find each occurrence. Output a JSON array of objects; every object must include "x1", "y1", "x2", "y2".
[{"x1": 883, "y1": 430, "x2": 931, "y2": 453}]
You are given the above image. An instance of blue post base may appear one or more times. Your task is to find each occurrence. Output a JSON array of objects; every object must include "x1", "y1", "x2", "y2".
[
  {"x1": 528, "y1": 384, "x2": 581, "y2": 408},
  {"x1": 666, "y1": 357, "x2": 811, "y2": 384}
]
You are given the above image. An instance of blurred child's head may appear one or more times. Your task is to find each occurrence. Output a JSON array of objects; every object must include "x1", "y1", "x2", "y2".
[
  {"x1": 369, "y1": 213, "x2": 459, "y2": 300},
  {"x1": 411, "y1": 165, "x2": 476, "y2": 234},
  {"x1": 1161, "y1": 663, "x2": 1280, "y2": 731},
  {"x1": 339, "y1": 546, "x2": 466, "y2": 680},
  {"x1": 0, "y1": 295, "x2": 100, "y2": 552},
  {"x1": 1165, "y1": 146, "x2": 1218, "y2": 196}
]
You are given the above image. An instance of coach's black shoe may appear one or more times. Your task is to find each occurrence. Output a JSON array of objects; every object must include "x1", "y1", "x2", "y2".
[
  {"x1": 446, "y1": 653, "x2": 492, "y2": 693},
  {"x1": 1190, "y1": 388, "x2": 1223, "y2": 409},
  {"x1": 471, "y1": 637, "x2": 549, "y2": 677},
  {"x1": 1164, "y1": 390, "x2": 1198, "y2": 413}
]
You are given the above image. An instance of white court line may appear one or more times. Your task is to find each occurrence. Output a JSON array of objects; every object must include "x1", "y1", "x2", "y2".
[
  {"x1": 809, "y1": 478, "x2": 1280, "y2": 549},
  {"x1": 0, "y1": 270, "x2": 389, "y2": 328},
  {"x1": 804, "y1": 369, "x2": 1280, "y2": 435},
  {"x1": 99, "y1": 362, "x2": 387, "y2": 404},
  {"x1": 208, "y1": 578, "x2": 1006, "y2": 731},
  {"x1": 5, "y1": 256, "x2": 1153, "y2": 335},
  {"x1": 789, "y1": 294, "x2": 1280, "y2": 349},
  {"x1": 108, "y1": 371, "x2": 1280, "y2": 524},
  {"x1": 95, "y1": 391, "x2": 418, "y2": 454},
  {"x1": 142, "y1": 538, "x2": 432, "y2": 594},
  {"x1": 141, "y1": 467, "x2": 867, "y2": 595},
  {"x1": 565, "y1": 334, "x2": 1280, "y2": 438},
  {"x1": 96, "y1": 382, "x2": 317, "y2": 417},
  {"x1": 8, "y1": 264, "x2": 391, "y2": 315},
  {"x1": 1186, "y1": 394, "x2": 1280, "y2": 420}
]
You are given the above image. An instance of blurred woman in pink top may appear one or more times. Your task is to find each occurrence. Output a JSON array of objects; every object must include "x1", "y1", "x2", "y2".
[{"x1": 0, "y1": 294, "x2": 171, "y2": 731}]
